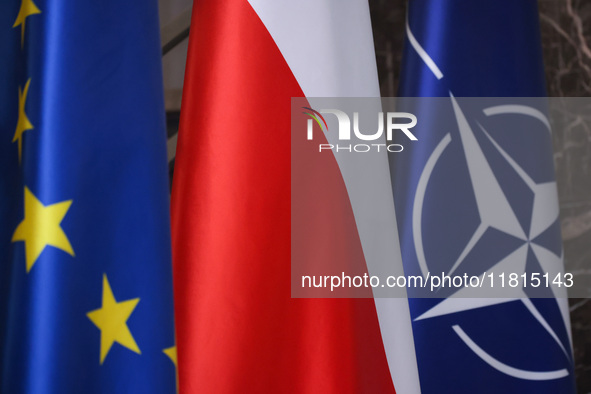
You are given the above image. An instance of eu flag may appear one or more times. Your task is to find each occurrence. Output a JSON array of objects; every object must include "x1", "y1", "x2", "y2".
[
  {"x1": 0, "y1": 0, "x2": 176, "y2": 392},
  {"x1": 392, "y1": 0, "x2": 576, "y2": 392}
]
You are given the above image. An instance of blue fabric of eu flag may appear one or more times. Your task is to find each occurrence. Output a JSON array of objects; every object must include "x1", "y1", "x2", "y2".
[
  {"x1": 0, "y1": 0, "x2": 176, "y2": 392},
  {"x1": 392, "y1": 0, "x2": 576, "y2": 392}
]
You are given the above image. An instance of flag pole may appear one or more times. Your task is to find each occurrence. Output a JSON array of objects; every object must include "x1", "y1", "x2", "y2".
[{"x1": 161, "y1": 6, "x2": 192, "y2": 55}]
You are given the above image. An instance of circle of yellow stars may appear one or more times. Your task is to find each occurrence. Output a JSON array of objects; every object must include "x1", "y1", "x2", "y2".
[{"x1": 9, "y1": 0, "x2": 178, "y2": 380}]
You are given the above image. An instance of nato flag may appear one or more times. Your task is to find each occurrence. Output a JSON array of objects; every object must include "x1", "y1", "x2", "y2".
[
  {"x1": 392, "y1": 0, "x2": 576, "y2": 393},
  {"x1": 0, "y1": 0, "x2": 176, "y2": 392}
]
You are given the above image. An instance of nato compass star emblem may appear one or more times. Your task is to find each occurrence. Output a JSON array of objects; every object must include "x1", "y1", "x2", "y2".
[{"x1": 411, "y1": 95, "x2": 572, "y2": 380}]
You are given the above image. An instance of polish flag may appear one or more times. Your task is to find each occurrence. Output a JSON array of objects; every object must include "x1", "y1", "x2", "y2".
[{"x1": 171, "y1": 1, "x2": 420, "y2": 392}]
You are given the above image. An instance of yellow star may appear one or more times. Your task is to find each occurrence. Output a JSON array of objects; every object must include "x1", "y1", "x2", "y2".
[
  {"x1": 13, "y1": 0, "x2": 41, "y2": 47},
  {"x1": 12, "y1": 187, "x2": 74, "y2": 272},
  {"x1": 163, "y1": 345, "x2": 177, "y2": 367},
  {"x1": 12, "y1": 79, "x2": 34, "y2": 163},
  {"x1": 163, "y1": 345, "x2": 179, "y2": 392},
  {"x1": 87, "y1": 275, "x2": 141, "y2": 364}
]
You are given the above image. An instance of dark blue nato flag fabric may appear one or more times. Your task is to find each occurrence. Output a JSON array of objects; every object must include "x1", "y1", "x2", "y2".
[
  {"x1": 0, "y1": 0, "x2": 176, "y2": 392},
  {"x1": 393, "y1": 0, "x2": 576, "y2": 393}
]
